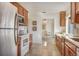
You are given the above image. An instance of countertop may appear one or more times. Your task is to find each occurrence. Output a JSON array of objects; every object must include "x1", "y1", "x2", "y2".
[{"x1": 55, "y1": 33, "x2": 79, "y2": 48}]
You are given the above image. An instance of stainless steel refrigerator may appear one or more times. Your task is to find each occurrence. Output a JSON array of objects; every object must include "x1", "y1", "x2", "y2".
[{"x1": 0, "y1": 3, "x2": 18, "y2": 56}]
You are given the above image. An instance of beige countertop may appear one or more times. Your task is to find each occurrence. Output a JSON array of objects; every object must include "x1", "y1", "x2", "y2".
[{"x1": 55, "y1": 33, "x2": 79, "y2": 48}]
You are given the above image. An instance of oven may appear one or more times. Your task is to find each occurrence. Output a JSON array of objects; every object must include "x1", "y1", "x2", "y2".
[
  {"x1": 18, "y1": 26, "x2": 29, "y2": 55},
  {"x1": 20, "y1": 35, "x2": 29, "y2": 56}
]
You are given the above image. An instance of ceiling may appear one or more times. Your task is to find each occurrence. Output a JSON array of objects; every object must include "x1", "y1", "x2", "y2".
[{"x1": 19, "y1": 2, "x2": 70, "y2": 18}]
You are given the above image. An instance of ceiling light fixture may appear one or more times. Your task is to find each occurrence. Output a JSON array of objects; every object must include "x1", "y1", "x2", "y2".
[{"x1": 42, "y1": 12, "x2": 46, "y2": 13}]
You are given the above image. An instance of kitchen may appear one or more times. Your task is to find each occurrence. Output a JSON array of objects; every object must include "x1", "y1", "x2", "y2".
[{"x1": 0, "y1": 2, "x2": 79, "y2": 56}]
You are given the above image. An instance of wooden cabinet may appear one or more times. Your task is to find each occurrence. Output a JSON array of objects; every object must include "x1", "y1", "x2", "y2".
[
  {"x1": 55, "y1": 35, "x2": 77, "y2": 56},
  {"x1": 18, "y1": 6, "x2": 24, "y2": 16},
  {"x1": 60, "y1": 11, "x2": 66, "y2": 26},
  {"x1": 71, "y1": 2, "x2": 76, "y2": 23},
  {"x1": 76, "y1": 3, "x2": 79, "y2": 12},
  {"x1": 65, "y1": 44, "x2": 69, "y2": 56},
  {"x1": 56, "y1": 36, "x2": 61, "y2": 52},
  {"x1": 17, "y1": 37, "x2": 21, "y2": 56},
  {"x1": 71, "y1": 2, "x2": 79, "y2": 23},
  {"x1": 65, "y1": 39, "x2": 76, "y2": 56},
  {"x1": 24, "y1": 10, "x2": 28, "y2": 25},
  {"x1": 55, "y1": 35, "x2": 64, "y2": 55},
  {"x1": 65, "y1": 44, "x2": 76, "y2": 56},
  {"x1": 61, "y1": 38, "x2": 65, "y2": 56},
  {"x1": 29, "y1": 34, "x2": 32, "y2": 49},
  {"x1": 11, "y1": 2, "x2": 24, "y2": 16},
  {"x1": 11, "y1": 2, "x2": 28, "y2": 25}
]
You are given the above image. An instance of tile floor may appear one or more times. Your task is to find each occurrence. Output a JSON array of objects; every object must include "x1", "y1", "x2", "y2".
[{"x1": 26, "y1": 37, "x2": 61, "y2": 56}]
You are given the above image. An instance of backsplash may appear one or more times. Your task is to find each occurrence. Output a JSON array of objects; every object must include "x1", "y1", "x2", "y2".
[
  {"x1": 74, "y1": 24, "x2": 79, "y2": 37},
  {"x1": 60, "y1": 27, "x2": 66, "y2": 33}
]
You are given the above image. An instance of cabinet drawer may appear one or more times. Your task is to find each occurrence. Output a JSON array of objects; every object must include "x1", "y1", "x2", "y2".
[
  {"x1": 65, "y1": 40, "x2": 76, "y2": 52},
  {"x1": 65, "y1": 44, "x2": 76, "y2": 56},
  {"x1": 68, "y1": 48, "x2": 76, "y2": 56}
]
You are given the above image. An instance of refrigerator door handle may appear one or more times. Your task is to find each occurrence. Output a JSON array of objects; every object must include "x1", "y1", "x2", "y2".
[{"x1": 14, "y1": 13, "x2": 18, "y2": 45}]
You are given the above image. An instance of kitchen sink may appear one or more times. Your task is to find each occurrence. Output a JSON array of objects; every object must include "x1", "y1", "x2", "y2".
[{"x1": 71, "y1": 38, "x2": 79, "y2": 42}]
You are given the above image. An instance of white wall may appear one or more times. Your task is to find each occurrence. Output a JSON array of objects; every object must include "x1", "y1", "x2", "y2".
[
  {"x1": 53, "y1": 14, "x2": 61, "y2": 35},
  {"x1": 28, "y1": 13, "x2": 42, "y2": 44},
  {"x1": 45, "y1": 19, "x2": 54, "y2": 37}
]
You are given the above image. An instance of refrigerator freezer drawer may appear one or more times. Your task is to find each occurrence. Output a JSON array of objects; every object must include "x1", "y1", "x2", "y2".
[{"x1": 0, "y1": 29, "x2": 17, "y2": 56}]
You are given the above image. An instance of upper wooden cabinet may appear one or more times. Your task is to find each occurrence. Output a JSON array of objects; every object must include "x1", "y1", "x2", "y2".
[
  {"x1": 11, "y1": 2, "x2": 28, "y2": 25},
  {"x1": 18, "y1": 6, "x2": 24, "y2": 16},
  {"x1": 60, "y1": 11, "x2": 66, "y2": 26},
  {"x1": 71, "y1": 2, "x2": 76, "y2": 23},
  {"x1": 71, "y1": 2, "x2": 79, "y2": 24},
  {"x1": 24, "y1": 9, "x2": 28, "y2": 25}
]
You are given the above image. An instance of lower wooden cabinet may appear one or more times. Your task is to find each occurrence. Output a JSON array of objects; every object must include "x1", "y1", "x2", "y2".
[
  {"x1": 65, "y1": 43, "x2": 76, "y2": 56},
  {"x1": 17, "y1": 37, "x2": 21, "y2": 56},
  {"x1": 65, "y1": 44, "x2": 69, "y2": 56},
  {"x1": 61, "y1": 40, "x2": 65, "y2": 56},
  {"x1": 55, "y1": 35, "x2": 64, "y2": 55},
  {"x1": 55, "y1": 35, "x2": 77, "y2": 56},
  {"x1": 29, "y1": 34, "x2": 32, "y2": 49},
  {"x1": 68, "y1": 48, "x2": 76, "y2": 56}
]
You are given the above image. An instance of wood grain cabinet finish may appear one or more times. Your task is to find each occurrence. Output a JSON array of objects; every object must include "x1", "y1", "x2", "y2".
[
  {"x1": 11, "y1": 2, "x2": 28, "y2": 25},
  {"x1": 65, "y1": 44, "x2": 69, "y2": 56},
  {"x1": 29, "y1": 34, "x2": 32, "y2": 49},
  {"x1": 61, "y1": 38, "x2": 65, "y2": 56},
  {"x1": 55, "y1": 35, "x2": 77, "y2": 56},
  {"x1": 24, "y1": 10, "x2": 28, "y2": 25},
  {"x1": 71, "y1": 2, "x2": 79, "y2": 23},
  {"x1": 18, "y1": 6, "x2": 24, "y2": 16},
  {"x1": 60, "y1": 11, "x2": 66, "y2": 26},
  {"x1": 71, "y1": 2, "x2": 76, "y2": 23},
  {"x1": 64, "y1": 44, "x2": 76, "y2": 56},
  {"x1": 65, "y1": 43, "x2": 76, "y2": 56},
  {"x1": 65, "y1": 39, "x2": 76, "y2": 56},
  {"x1": 55, "y1": 35, "x2": 64, "y2": 55},
  {"x1": 17, "y1": 37, "x2": 21, "y2": 56}
]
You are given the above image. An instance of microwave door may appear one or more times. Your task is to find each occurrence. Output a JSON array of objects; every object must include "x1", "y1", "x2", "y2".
[{"x1": 18, "y1": 15, "x2": 24, "y2": 25}]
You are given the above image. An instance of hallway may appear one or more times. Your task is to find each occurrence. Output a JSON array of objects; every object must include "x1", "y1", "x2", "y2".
[{"x1": 26, "y1": 37, "x2": 60, "y2": 56}]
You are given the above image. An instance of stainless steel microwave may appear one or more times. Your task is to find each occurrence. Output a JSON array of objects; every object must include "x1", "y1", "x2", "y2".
[{"x1": 17, "y1": 14, "x2": 24, "y2": 24}]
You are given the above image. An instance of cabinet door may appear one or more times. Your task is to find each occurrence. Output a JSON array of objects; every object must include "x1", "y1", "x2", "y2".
[
  {"x1": 75, "y1": 2, "x2": 79, "y2": 23},
  {"x1": 17, "y1": 37, "x2": 21, "y2": 56},
  {"x1": 71, "y1": 2, "x2": 79, "y2": 24},
  {"x1": 29, "y1": 34, "x2": 32, "y2": 49},
  {"x1": 68, "y1": 48, "x2": 76, "y2": 56},
  {"x1": 18, "y1": 6, "x2": 24, "y2": 16},
  {"x1": 60, "y1": 11, "x2": 66, "y2": 26},
  {"x1": 65, "y1": 44, "x2": 69, "y2": 56},
  {"x1": 24, "y1": 10, "x2": 28, "y2": 25},
  {"x1": 65, "y1": 43, "x2": 76, "y2": 56},
  {"x1": 76, "y1": 2, "x2": 79, "y2": 13},
  {"x1": 10, "y1": 2, "x2": 19, "y2": 12},
  {"x1": 11, "y1": 2, "x2": 24, "y2": 16},
  {"x1": 56, "y1": 36, "x2": 62, "y2": 54},
  {"x1": 71, "y1": 2, "x2": 76, "y2": 23},
  {"x1": 61, "y1": 38, "x2": 65, "y2": 56}
]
